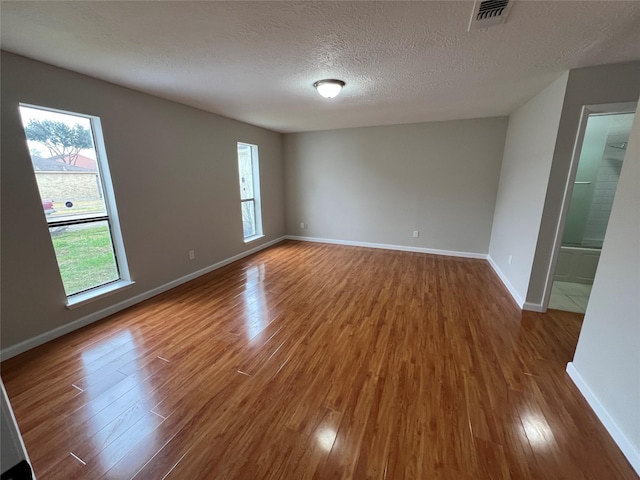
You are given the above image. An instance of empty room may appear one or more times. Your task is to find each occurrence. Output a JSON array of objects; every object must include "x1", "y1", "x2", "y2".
[{"x1": 1, "y1": 1, "x2": 639, "y2": 479}]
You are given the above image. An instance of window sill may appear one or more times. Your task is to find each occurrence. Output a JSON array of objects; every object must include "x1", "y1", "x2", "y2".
[
  {"x1": 243, "y1": 234, "x2": 265, "y2": 244},
  {"x1": 66, "y1": 280, "x2": 135, "y2": 310}
]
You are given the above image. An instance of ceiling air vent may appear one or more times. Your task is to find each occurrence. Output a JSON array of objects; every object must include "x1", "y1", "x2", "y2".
[{"x1": 468, "y1": 0, "x2": 513, "y2": 31}]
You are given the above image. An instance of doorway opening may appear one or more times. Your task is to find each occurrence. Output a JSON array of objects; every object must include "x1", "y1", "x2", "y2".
[{"x1": 548, "y1": 109, "x2": 635, "y2": 313}]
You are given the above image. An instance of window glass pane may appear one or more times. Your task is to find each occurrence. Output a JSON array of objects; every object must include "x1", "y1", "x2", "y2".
[
  {"x1": 49, "y1": 220, "x2": 119, "y2": 296},
  {"x1": 241, "y1": 200, "x2": 256, "y2": 238},
  {"x1": 19, "y1": 106, "x2": 107, "y2": 221},
  {"x1": 238, "y1": 144, "x2": 254, "y2": 200}
]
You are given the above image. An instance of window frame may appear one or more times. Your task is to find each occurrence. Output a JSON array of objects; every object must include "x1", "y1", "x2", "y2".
[
  {"x1": 19, "y1": 103, "x2": 133, "y2": 308},
  {"x1": 237, "y1": 142, "x2": 263, "y2": 242}
]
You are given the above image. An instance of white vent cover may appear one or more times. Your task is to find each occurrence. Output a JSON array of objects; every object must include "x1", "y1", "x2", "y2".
[{"x1": 468, "y1": 0, "x2": 513, "y2": 31}]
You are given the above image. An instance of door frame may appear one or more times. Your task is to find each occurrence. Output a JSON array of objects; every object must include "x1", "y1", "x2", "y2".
[{"x1": 541, "y1": 101, "x2": 637, "y2": 311}]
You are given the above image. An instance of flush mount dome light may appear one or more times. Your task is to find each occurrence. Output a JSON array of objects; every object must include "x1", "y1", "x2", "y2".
[{"x1": 313, "y1": 79, "x2": 345, "y2": 99}]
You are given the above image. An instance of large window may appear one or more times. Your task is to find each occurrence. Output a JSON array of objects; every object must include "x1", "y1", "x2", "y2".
[
  {"x1": 237, "y1": 142, "x2": 263, "y2": 241},
  {"x1": 19, "y1": 104, "x2": 130, "y2": 302}
]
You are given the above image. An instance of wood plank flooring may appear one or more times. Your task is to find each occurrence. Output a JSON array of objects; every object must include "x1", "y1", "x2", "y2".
[{"x1": 2, "y1": 240, "x2": 637, "y2": 479}]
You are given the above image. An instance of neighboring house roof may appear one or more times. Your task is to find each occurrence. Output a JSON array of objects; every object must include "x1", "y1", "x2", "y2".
[
  {"x1": 31, "y1": 155, "x2": 97, "y2": 172},
  {"x1": 32, "y1": 154, "x2": 97, "y2": 172}
]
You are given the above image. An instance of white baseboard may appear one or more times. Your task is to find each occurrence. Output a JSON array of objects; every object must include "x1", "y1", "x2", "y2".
[
  {"x1": 0, "y1": 236, "x2": 286, "y2": 361},
  {"x1": 285, "y1": 235, "x2": 487, "y2": 260},
  {"x1": 523, "y1": 302, "x2": 545, "y2": 312},
  {"x1": 566, "y1": 362, "x2": 640, "y2": 476},
  {"x1": 486, "y1": 255, "x2": 524, "y2": 308}
]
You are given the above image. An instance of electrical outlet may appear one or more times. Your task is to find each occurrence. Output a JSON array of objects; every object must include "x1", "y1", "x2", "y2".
[
  {"x1": 413, "y1": 231, "x2": 419, "y2": 238},
  {"x1": 189, "y1": 250, "x2": 195, "y2": 260},
  {"x1": 300, "y1": 222, "x2": 306, "y2": 229},
  {"x1": 508, "y1": 255, "x2": 512, "y2": 265}
]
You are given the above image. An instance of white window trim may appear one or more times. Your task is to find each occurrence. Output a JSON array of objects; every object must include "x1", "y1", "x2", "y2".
[
  {"x1": 66, "y1": 280, "x2": 135, "y2": 309},
  {"x1": 244, "y1": 233, "x2": 265, "y2": 243},
  {"x1": 238, "y1": 142, "x2": 263, "y2": 242},
  {"x1": 91, "y1": 115, "x2": 132, "y2": 284},
  {"x1": 20, "y1": 103, "x2": 132, "y2": 302}
]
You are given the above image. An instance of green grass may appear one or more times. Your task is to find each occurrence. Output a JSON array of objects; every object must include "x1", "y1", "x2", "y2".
[{"x1": 50, "y1": 224, "x2": 119, "y2": 296}]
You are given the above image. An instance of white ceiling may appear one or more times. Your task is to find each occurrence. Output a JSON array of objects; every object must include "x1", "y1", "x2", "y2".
[{"x1": 2, "y1": 1, "x2": 639, "y2": 133}]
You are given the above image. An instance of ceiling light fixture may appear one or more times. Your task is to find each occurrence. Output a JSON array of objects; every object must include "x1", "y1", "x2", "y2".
[{"x1": 313, "y1": 79, "x2": 345, "y2": 99}]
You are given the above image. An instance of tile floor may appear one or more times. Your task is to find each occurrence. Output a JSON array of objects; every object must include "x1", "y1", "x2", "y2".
[{"x1": 549, "y1": 281, "x2": 592, "y2": 313}]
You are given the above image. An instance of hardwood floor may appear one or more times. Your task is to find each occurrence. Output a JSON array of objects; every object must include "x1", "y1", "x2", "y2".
[{"x1": 1, "y1": 240, "x2": 636, "y2": 479}]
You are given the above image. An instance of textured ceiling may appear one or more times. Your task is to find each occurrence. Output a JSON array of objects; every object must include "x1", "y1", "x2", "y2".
[{"x1": 2, "y1": 1, "x2": 639, "y2": 133}]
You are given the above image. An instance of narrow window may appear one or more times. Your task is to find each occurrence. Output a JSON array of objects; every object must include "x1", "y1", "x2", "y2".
[
  {"x1": 237, "y1": 142, "x2": 263, "y2": 241},
  {"x1": 19, "y1": 104, "x2": 130, "y2": 301}
]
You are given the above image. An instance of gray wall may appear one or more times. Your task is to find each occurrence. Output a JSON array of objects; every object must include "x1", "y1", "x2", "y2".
[
  {"x1": 571, "y1": 104, "x2": 640, "y2": 467},
  {"x1": 284, "y1": 118, "x2": 508, "y2": 254},
  {"x1": 488, "y1": 73, "x2": 569, "y2": 305},
  {"x1": 527, "y1": 62, "x2": 640, "y2": 307},
  {"x1": 1, "y1": 52, "x2": 285, "y2": 351}
]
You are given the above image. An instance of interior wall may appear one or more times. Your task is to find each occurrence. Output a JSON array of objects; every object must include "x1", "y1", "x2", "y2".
[
  {"x1": 1, "y1": 52, "x2": 285, "y2": 351},
  {"x1": 487, "y1": 73, "x2": 569, "y2": 306},
  {"x1": 1, "y1": 381, "x2": 30, "y2": 475},
  {"x1": 526, "y1": 61, "x2": 640, "y2": 307},
  {"x1": 569, "y1": 103, "x2": 640, "y2": 473},
  {"x1": 283, "y1": 117, "x2": 508, "y2": 255}
]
